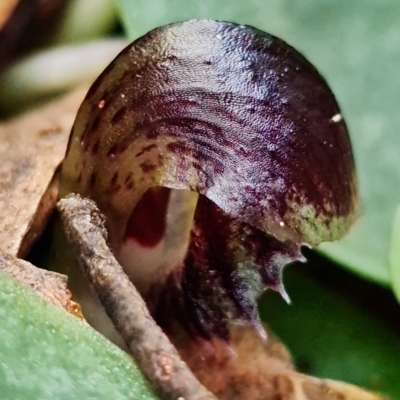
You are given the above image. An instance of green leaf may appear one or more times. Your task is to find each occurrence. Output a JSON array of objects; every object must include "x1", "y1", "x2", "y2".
[
  {"x1": 0, "y1": 272, "x2": 159, "y2": 400},
  {"x1": 390, "y1": 205, "x2": 400, "y2": 302},
  {"x1": 116, "y1": 0, "x2": 400, "y2": 287},
  {"x1": 52, "y1": 0, "x2": 118, "y2": 45},
  {"x1": 260, "y1": 260, "x2": 400, "y2": 400}
]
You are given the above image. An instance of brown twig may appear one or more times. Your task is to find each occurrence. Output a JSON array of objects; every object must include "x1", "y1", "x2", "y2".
[{"x1": 57, "y1": 193, "x2": 217, "y2": 400}]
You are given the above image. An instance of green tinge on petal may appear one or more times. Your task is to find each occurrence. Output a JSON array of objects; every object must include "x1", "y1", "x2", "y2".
[{"x1": 285, "y1": 182, "x2": 361, "y2": 246}]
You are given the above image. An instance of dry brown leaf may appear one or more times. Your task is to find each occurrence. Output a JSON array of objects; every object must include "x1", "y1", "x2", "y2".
[
  {"x1": 0, "y1": 87, "x2": 87, "y2": 257},
  {"x1": 0, "y1": 250, "x2": 83, "y2": 318},
  {"x1": 177, "y1": 325, "x2": 388, "y2": 400}
]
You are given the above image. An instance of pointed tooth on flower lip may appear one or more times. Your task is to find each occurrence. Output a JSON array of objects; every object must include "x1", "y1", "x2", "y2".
[
  {"x1": 147, "y1": 196, "x2": 302, "y2": 340},
  {"x1": 59, "y1": 20, "x2": 360, "y2": 340}
]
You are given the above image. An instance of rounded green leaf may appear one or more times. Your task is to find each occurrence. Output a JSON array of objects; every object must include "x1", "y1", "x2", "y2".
[{"x1": 0, "y1": 272, "x2": 159, "y2": 400}]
